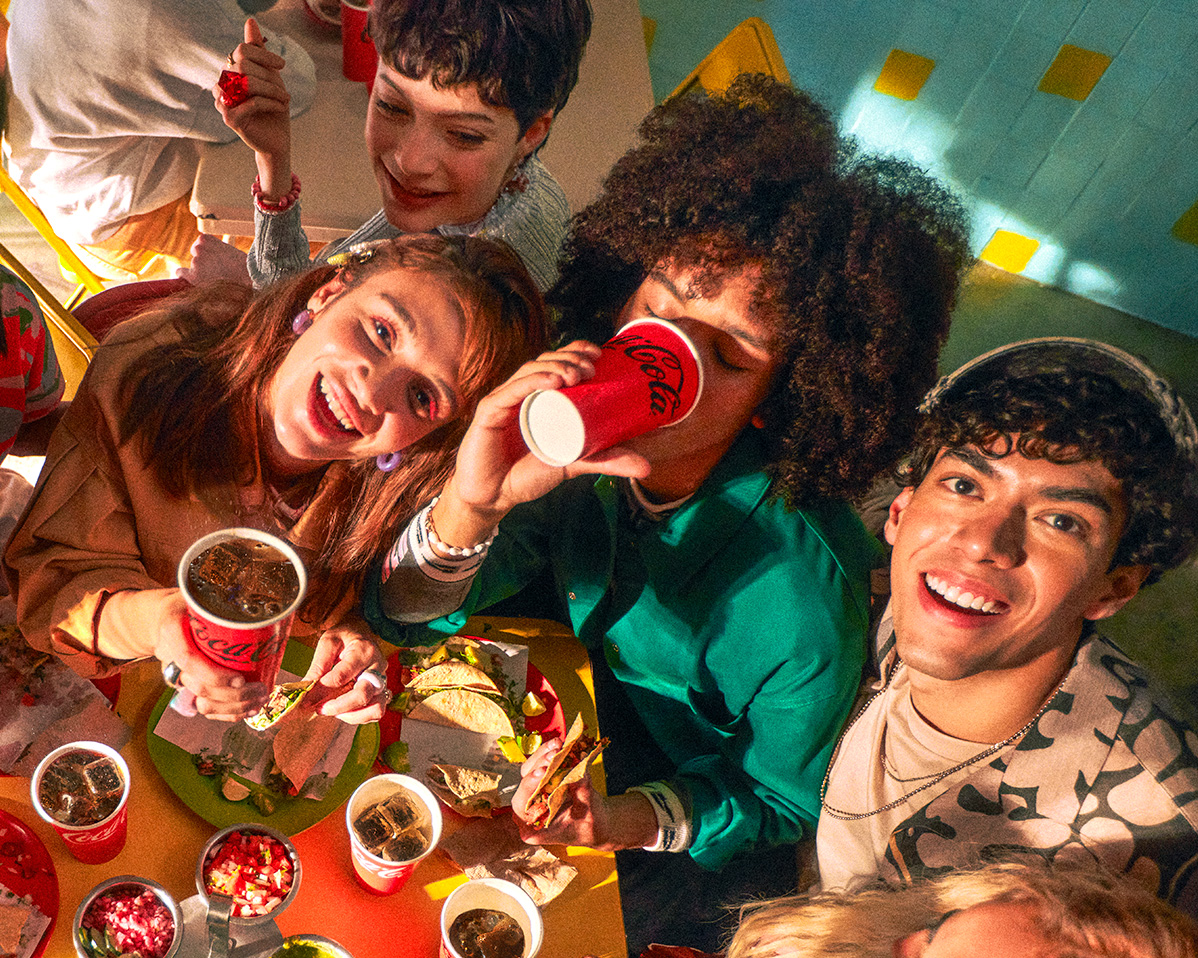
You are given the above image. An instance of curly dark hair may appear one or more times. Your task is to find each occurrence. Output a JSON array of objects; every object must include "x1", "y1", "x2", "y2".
[
  {"x1": 897, "y1": 368, "x2": 1198, "y2": 581},
  {"x1": 368, "y1": 0, "x2": 592, "y2": 133},
  {"x1": 549, "y1": 74, "x2": 973, "y2": 507}
]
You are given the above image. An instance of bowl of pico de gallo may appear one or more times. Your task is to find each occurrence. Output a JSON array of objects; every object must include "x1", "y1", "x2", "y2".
[
  {"x1": 195, "y1": 824, "x2": 301, "y2": 926},
  {"x1": 73, "y1": 876, "x2": 182, "y2": 958}
]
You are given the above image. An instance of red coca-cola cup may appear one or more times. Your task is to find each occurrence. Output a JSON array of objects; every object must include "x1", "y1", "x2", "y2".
[
  {"x1": 519, "y1": 318, "x2": 704, "y2": 467},
  {"x1": 177, "y1": 528, "x2": 307, "y2": 690},
  {"x1": 346, "y1": 774, "x2": 442, "y2": 895},
  {"x1": 341, "y1": 0, "x2": 377, "y2": 84},
  {"x1": 32, "y1": 741, "x2": 130, "y2": 864}
]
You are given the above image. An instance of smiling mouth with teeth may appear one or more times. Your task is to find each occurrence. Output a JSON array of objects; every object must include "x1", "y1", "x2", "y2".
[
  {"x1": 319, "y1": 377, "x2": 357, "y2": 433},
  {"x1": 924, "y1": 573, "x2": 1001, "y2": 614}
]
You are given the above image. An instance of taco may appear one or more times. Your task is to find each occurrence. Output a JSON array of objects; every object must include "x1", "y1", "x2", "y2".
[
  {"x1": 406, "y1": 688, "x2": 515, "y2": 737},
  {"x1": 525, "y1": 714, "x2": 607, "y2": 830},
  {"x1": 427, "y1": 763, "x2": 503, "y2": 818},
  {"x1": 405, "y1": 636, "x2": 509, "y2": 696},
  {"x1": 406, "y1": 660, "x2": 501, "y2": 696},
  {"x1": 245, "y1": 680, "x2": 313, "y2": 731},
  {"x1": 273, "y1": 702, "x2": 341, "y2": 793}
]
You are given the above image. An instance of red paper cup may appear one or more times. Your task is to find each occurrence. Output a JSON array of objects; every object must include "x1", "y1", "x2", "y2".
[
  {"x1": 346, "y1": 774, "x2": 442, "y2": 895},
  {"x1": 341, "y1": 0, "x2": 377, "y2": 84},
  {"x1": 440, "y1": 878, "x2": 544, "y2": 958},
  {"x1": 31, "y1": 741, "x2": 130, "y2": 864},
  {"x1": 177, "y1": 528, "x2": 307, "y2": 688},
  {"x1": 519, "y1": 318, "x2": 704, "y2": 467}
]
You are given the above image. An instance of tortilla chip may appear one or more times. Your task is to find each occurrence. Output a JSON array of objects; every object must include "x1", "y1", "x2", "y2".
[
  {"x1": 272, "y1": 702, "x2": 341, "y2": 791},
  {"x1": 406, "y1": 689, "x2": 514, "y2": 737},
  {"x1": 0, "y1": 900, "x2": 32, "y2": 956},
  {"x1": 406, "y1": 661, "x2": 500, "y2": 695},
  {"x1": 526, "y1": 714, "x2": 607, "y2": 829},
  {"x1": 427, "y1": 763, "x2": 502, "y2": 817}
]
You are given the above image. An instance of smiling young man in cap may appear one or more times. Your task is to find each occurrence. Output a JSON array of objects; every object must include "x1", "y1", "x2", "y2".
[{"x1": 818, "y1": 338, "x2": 1198, "y2": 915}]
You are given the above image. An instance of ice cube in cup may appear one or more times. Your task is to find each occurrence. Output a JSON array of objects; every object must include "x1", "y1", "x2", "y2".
[
  {"x1": 187, "y1": 536, "x2": 301, "y2": 624},
  {"x1": 449, "y1": 908, "x2": 526, "y2": 958},
  {"x1": 38, "y1": 747, "x2": 124, "y2": 826},
  {"x1": 346, "y1": 774, "x2": 442, "y2": 894}
]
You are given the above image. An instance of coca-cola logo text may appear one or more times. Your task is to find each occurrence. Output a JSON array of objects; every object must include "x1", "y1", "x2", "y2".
[{"x1": 607, "y1": 332, "x2": 690, "y2": 418}]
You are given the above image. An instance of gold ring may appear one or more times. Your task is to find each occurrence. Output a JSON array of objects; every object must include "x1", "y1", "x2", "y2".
[{"x1": 226, "y1": 51, "x2": 236, "y2": 67}]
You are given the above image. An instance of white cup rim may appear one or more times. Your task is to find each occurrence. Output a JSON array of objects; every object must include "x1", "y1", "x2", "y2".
[
  {"x1": 30, "y1": 741, "x2": 130, "y2": 832},
  {"x1": 346, "y1": 773, "x2": 443, "y2": 867},
  {"x1": 440, "y1": 877, "x2": 544, "y2": 958},
  {"x1": 177, "y1": 527, "x2": 308, "y2": 630}
]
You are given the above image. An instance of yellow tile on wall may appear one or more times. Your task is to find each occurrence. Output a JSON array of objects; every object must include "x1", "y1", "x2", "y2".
[
  {"x1": 1038, "y1": 44, "x2": 1111, "y2": 101},
  {"x1": 981, "y1": 230, "x2": 1041, "y2": 273},
  {"x1": 643, "y1": 17, "x2": 656, "y2": 55},
  {"x1": 1174, "y1": 200, "x2": 1198, "y2": 246},
  {"x1": 874, "y1": 49, "x2": 936, "y2": 100}
]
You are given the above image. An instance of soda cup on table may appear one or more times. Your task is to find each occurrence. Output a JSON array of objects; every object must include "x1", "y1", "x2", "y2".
[
  {"x1": 346, "y1": 773, "x2": 442, "y2": 895},
  {"x1": 519, "y1": 318, "x2": 704, "y2": 467},
  {"x1": 440, "y1": 878, "x2": 544, "y2": 958},
  {"x1": 341, "y1": 0, "x2": 378, "y2": 85},
  {"x1": 31, "y1": 741, "x2": 130, "y2": 864},
  {"x1": 177, "y1": 528, "x2": 307, "y2": 698}
]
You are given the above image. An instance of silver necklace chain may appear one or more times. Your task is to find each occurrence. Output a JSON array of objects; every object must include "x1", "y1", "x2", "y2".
[{"x1": 820, "y1": 660, "x2": 1068, "y2": 822}]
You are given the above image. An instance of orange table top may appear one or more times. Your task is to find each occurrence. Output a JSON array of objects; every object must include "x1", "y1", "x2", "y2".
[{"x1": 0, "y1": 617, "x2": 626, "y2": 958}]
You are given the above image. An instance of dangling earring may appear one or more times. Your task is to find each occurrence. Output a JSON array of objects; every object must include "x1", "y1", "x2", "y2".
[
  {"x1": 292, "y1": 308, "x2": 312, "y2": 335},
  {"x1": 376, "y1": 451, "x2": 403, "y2": 472}
]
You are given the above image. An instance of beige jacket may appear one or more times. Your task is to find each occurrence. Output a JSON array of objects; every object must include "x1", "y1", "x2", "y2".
[{"x1": 4, "y1": 311, "x2": 351, "y2": 678}]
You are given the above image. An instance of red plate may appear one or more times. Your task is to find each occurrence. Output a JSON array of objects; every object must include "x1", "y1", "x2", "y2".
[{"x1": 0, "y1": 808, "x2": 58, "y2": 958}]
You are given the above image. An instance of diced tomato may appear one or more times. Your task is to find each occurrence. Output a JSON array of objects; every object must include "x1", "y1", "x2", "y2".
[{"x1": 202, "y1": 830, "x2": 294, "y2": 915}]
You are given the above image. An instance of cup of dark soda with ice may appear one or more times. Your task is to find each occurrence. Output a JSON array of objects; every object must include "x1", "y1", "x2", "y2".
[
  {"x1": 177, "y1": 528, "x2": 307, "y2": 693},
  {"x1": 31, "y1": 741, "x2": 130, "y2": 863}
]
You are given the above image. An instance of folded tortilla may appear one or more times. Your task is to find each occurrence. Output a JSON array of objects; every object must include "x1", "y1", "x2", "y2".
[
  {"x1": 406, "y1": 688, "x2": 515, "y2": 737},
  {"x1": 427, "y1": 763, "x2": 502, "y2": 818},
  {"x1": 406, "y1": 661, "x2": 500, "y2": 695},
  {"x1": 272, "y1": 700, "x2": 340, "y2": 791},
  {"x1": 525, "y1": 714, "x2": 607, "y2": 830}
]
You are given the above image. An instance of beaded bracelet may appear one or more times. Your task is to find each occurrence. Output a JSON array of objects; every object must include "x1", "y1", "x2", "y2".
[
  {"x1": 252, "y1": 172, "x2": 301, "y2": 213},
  {"x1": 425, "y1": 496, "x2": 498, "y2": 557}
]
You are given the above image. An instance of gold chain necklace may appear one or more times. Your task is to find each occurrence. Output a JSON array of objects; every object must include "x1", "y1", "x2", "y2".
[{"x1": 820, "y1": 660, "x2": 1068, "y2": 822}]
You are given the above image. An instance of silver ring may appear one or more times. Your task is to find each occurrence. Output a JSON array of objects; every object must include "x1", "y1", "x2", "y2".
[
  {"x1": 357, "y1": 668, "x2": 387, "y2": 691},
  {"x1": 162, "y1": 660, "x2": 183, "y2": 688}
]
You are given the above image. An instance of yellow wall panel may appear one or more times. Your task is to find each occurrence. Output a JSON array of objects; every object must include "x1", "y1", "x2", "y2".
[
  {"x1": 981, "y1": 230, "x2": 1041, "y2": 274},
  {"x1": 873, "y1": 49, "x2": 936, "y2": 100},
  {"x1": 1038, "y1": 44, "x2": 1111, "y2": 101}
]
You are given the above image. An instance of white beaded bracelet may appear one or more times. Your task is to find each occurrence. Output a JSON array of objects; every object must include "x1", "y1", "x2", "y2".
[{"x1": 425, "y1": 496, "x2": 498, "y2": 557}]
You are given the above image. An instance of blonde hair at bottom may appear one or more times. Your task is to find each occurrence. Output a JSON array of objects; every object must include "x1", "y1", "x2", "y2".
[{"x1": 726, "y1": 859, "x2": 1198, "y2": 958}]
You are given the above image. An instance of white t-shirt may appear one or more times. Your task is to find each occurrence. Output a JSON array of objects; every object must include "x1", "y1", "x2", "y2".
[
  {"x1": 5, "y1": 0, "x2": 315, "y2": 243},
  {"x1": 816, "y1": 664, "x2": 1006, "y2": 892}
]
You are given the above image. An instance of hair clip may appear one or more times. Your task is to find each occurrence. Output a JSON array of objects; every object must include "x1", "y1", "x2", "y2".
[{"x1": 325, "y1": 239, "x2": 389, "y2": 269}]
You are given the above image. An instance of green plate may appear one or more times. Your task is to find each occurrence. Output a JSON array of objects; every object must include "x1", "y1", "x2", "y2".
[{"x1": 146, "y1": 642, "x2": 380, "y2": 836}]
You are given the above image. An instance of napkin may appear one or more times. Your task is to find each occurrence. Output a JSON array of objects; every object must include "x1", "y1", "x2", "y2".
[
  {"x1": 0, "y1": 884, "x2": 51, "y2": 958},
  {"x1": 440, "y1": 815, "x2": 578, "y2": 906},
  {"x1": 0, "y1": 620, "x2": 131, "y2": 776}
]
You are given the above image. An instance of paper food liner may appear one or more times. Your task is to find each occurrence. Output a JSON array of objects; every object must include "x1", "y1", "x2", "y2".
[{"x1": 441, "y1": 816, "x2": 577, "y2": 906}]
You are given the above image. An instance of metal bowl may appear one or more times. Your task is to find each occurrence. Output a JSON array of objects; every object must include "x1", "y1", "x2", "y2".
[
  {"x1": 195, "y1": 823, "x2": 302, "y2": 926},
  {"x1": 73, "y1": 875, "x2": 183, "y2": 958},
  {"x1": 269, "y1": 934, "x2": 354, "y2": 957},
  {"x1": 301, "y1": 0, "x2": 341, "y2": 28}
]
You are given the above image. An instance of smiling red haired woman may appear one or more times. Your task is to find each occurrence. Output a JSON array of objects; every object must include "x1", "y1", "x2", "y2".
[{"x1": 5, "y1": 234, "x2": 547, "y2": 723}]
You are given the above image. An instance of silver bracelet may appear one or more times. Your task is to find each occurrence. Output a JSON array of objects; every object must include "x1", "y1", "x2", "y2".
[
  {"x1": 425, "y1": 496, "x2": 498, "y2": 557},
  {"x1": 628, "y1": 782, "x2": 691, "y2": 853}
]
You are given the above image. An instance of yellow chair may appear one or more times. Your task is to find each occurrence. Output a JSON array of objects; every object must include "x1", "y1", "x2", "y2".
[
  {"x1": 0, "y1": 239, "x2": 98, "y2": 400},
  {"x1": 0, "y1": 8, "x2": 106, "y2": 308},
  {"x1": 669, "y1": 17, "x2": 791, "y2": 100}
]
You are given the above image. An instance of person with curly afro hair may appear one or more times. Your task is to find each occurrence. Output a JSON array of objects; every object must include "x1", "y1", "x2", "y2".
[{"x1": 365, "y1": 73, "x2": 973, "y2": 953}]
